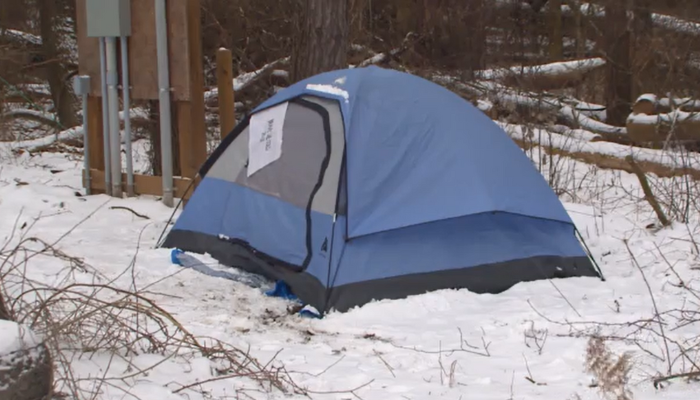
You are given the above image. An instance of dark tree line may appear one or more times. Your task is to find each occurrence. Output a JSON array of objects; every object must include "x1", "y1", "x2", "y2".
[{"x1": 2, "y1": 0, "x2": 700, "y2": 132}]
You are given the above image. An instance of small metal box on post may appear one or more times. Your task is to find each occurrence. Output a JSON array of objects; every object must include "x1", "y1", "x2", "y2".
[{"x1": 85, "y1": 0, "x2": 133, "y2": 199}]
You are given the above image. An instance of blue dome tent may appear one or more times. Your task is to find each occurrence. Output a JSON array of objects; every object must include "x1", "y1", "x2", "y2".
[{"x1": 161, "y1": 66, "x2": 603, "y2": 314}]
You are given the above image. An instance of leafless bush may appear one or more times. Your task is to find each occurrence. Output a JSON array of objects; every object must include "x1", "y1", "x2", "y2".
[
  {"x1": 616, "y1": 141, "x2": 700, "y2": 234},
  {"x1": 0, "y1": 214, "x2": 369, "y2": 399},
  {"x1": 530, "y1": 241, "x2": 700, "y2": 393},
  {"x1": 1, "y1": 254, "x2": 295, "y2": 397},
  {"x1": 523, "y1": 320, "x2": 548, "y2": 355},
  {"x1": 646, "y1": 155, "x2": 700, "y2": 225},
  {"x1": 388, "y1": 327, "x2": 490, "y2": 389},
  {"x1": 504, "y1": 120, "x2": 602, "y2": 202},
  {"x1": 527, "y1": 129, "x2": 582, "y2": 196}
]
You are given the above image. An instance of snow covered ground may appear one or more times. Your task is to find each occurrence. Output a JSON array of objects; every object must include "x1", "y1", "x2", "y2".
[{"x1": 0, "y1": 141, "x2": 699, "y2": 400}]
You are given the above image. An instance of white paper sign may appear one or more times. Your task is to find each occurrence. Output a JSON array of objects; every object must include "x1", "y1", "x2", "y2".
[{"x1": 247, "y1": 102, "x2": 288, "y2": 177}]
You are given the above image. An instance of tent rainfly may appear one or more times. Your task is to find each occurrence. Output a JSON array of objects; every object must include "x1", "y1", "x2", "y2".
[{"x1": 162, "y1": 66, "x2": 603, "y2": 314}]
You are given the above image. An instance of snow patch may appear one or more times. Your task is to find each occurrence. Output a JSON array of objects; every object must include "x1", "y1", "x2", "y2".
[
  {"x1": 627, "y1": 108, "x2": 700, "y2": 125},
  {"x1": 477, "y1": 99, "x2": 494, "y2": 112},
  {"x1": 0, "y1": 320, "x2": 42, "y2": 356},
  {"x1": 476, "y1": 58, "x2": 605, "y2": 81},
  {"x1": 559, "y1": 105, "x2": 624, "y2": 135},
  {"x1": 2, "y1": 28, "x2": 41, "y2": 46},
  {"x1": 306, "y1": 83, "x2": 350, "y2": 103},
  {"x1": 636, "y1": 93, "x2": 658, "y2": 104}
]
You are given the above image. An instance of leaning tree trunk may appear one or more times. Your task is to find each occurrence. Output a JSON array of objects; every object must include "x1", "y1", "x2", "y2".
[{"x1": 292, "y1": 0, "x2": 349, "y2": 83}]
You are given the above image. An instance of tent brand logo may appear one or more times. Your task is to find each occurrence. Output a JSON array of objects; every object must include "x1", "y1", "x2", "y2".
[{"x1": 321, "y1": 238, "x2": 328, "y2": 252}]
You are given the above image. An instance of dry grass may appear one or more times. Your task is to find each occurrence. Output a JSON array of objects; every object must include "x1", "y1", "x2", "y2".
[
  {"x1": 585, "y1": 336, "x2": 634, "y2": 400},
  {"x1": 529, "y1": 239, "x2": 700, "y2": 396}
]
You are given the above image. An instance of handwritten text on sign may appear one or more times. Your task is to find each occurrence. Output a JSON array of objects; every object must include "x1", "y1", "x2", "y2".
[{"x1": 247, "y1": 102, "x2": 288, "y2": 177}]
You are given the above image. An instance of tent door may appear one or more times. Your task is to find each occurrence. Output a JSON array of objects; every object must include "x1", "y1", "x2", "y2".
[{"x1": 232, "y1": 98, "x2": 337, "y2": 271}]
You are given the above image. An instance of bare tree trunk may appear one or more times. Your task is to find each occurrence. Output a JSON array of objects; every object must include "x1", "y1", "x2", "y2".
[
  {"x1": 394, "y1": 0, "x2": 414, "y2": 35},
  {"x1": 632, "y1": 0, "x2": 654, "y2": 97},
  {"x1": 604, "y1": 0, "x2": 632, "y2": 126},
  {"x1": 0, "y1": 0, "x2": 7, "y2": 27},
  {"x1": 570, "y1": 0, "x2": 585, "y2": 59},
  {"x1": 292, "y1": 0, "x2": 349, "y2": 82},
  {"x1": 0, "y1": 0, "x2": 29, "y2": 30},
  {"x1": 464, "y1": 0, "x2": 486, "y2": 74},
  {"x1": 38, "y1": 0, "x2": 79, "y2": 129},
  {"x1": 350, "y1": 0, "x2": 369, "y2": 42},
  {"x1": 548, "y1": 0, "x2": 563, "y2": 60}
]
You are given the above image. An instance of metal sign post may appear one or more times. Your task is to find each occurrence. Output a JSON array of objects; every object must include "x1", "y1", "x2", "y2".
[
  {"x1": 73, "y1": 75, "x2": 92, "y2": 195},
  {"x1": 85, "y1": 0, "x2": 132, "y2": 199},
  {"x1": 76, "y1": 0, "x2": 207, "y2": 206}
]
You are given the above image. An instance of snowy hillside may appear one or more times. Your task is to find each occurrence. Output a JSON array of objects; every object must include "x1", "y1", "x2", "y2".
[{"x1": 0, "y1": 138, "x2": 698, "y2": 400}]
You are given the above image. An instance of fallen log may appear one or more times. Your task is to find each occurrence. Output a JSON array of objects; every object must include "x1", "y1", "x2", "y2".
[
  {"x1": 475, "y1": 57, "x2": 606, "y2": 91},
  {"x1": 0, "y1": 28, "x2": 42, "y2": 48},
  {"x1": 356, "y1": 32, "x2": 420, "y2": 68},
  {"x1": 433, "y1": 74, "x2": 628, "y2": 139},
  {"x1": 561, "y1": 2, "x2": 700, "y2": 38},
  {"x1": 0, "y1": 109, "x2": 63, "y2": 130},
  {"x1": 5, "y1": 108, "x2": 149, "y2": 151},
  {"x1": 204, "y1": 56, "x2": 290, "y2": 102},
  {"x1": 627, "y1": 94, "x2": 700, "y2": 147},
  {"x1": 500, "y1": 122, "x2": 700, "y2": 180},
  {"x1": 519, "y1": 137, "x2": 700, "y2": 180}
]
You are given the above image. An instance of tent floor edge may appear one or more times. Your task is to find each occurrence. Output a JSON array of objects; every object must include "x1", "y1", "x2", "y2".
[
  {"x1": 162, "y1": 230, "x2": 600, "y2": 314},
  {"x1": 162, "y1": 229, "x2": 330, "y2": 311},
  {"x1": 324, "y1": 254, "x2": 598, "y2": 313}
]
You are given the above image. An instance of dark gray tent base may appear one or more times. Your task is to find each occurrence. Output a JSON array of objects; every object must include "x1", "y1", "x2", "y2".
[{"x1": 163, "y1": 230, "x2": 601, "y2": 313}]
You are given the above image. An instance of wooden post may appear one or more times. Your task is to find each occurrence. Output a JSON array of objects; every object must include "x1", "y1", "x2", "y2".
[
  {"x1": 86, "y1": 95, "x2": 105, "y2": 193},
  {"x1": 176, "y1": 0, "x2": 208, "y2": 180},
  {"x1": 216, "y1": 48, "x2": 235, "y2": 139}
]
